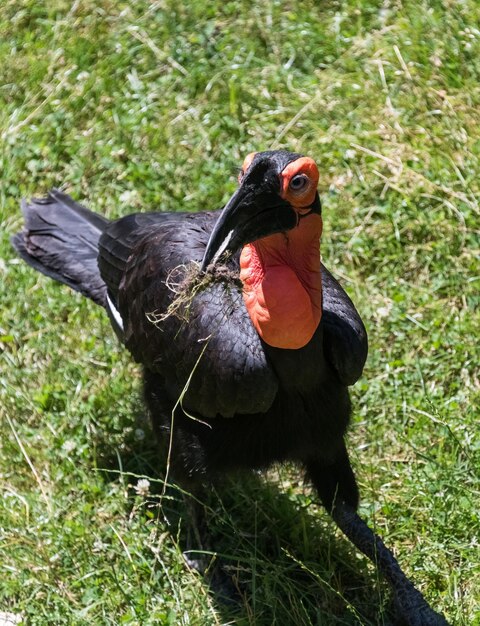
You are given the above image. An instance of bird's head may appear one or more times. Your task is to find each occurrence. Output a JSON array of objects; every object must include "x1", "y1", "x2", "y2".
[{"x1": 200, "y1": 150, "x2": 321, "y2": 271}]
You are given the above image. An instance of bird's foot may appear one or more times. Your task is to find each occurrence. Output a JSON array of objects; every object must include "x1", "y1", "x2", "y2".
[
  {"x1": 183, "y1": 550, "x2": 242, "y2": 605},
  {"x1": 393, "y1": 588, "x2": 450, "y2": 626},
  {"x1": 183, "y1": 550, "x2": 210, "y2": 575}
]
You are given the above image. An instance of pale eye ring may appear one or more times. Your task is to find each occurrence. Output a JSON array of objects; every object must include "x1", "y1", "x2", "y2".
[{"x1": 289, "y1": 174, "x2": 309, "y2": 192}]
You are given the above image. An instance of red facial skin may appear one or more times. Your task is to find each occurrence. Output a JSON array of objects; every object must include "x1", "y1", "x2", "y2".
[
  {"x1": 239, "y1": 156, "x2": 322, "y2": 350},
  {"x1": 280, "y1": 157, "x2": 319, "y2": 211}
]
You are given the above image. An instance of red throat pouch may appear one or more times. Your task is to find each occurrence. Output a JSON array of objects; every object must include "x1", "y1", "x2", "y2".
[{"x1": 239, "y1": 214, "x2": 323, "y2": 349}]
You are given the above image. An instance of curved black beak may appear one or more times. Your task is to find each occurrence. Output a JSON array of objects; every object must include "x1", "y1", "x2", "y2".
[{"x1": 200, "y1": 185, "x2": 296, "y2": 272}]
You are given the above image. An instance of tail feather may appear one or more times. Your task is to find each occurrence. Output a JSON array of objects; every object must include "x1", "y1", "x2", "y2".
[{"x1": 11, "y1": 189, "x2": 109, "y2": 306}]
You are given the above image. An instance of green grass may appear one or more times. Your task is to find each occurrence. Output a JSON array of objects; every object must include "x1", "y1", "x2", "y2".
[{"x1": 1, "y1": 0, "x2": 479, "y2": 624}]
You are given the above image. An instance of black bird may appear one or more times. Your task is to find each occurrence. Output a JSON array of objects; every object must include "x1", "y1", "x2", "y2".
[{"x1": 12, "y1": 150, "x2": 448, "y2": 625}]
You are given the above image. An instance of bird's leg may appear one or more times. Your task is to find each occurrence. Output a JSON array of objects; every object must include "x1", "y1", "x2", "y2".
[
  {"x1": 331, "y1": 500, "x2": 449, "y2": 626},
  {"x1": 306, "y1": 451, "x2": 450, "y2": 626},
  {"x1": 181, "y1": 486, "x2": 213, "y2": 574},
  {"x1": 180, "y1": 482, "x2": 243, "y2": 605}
]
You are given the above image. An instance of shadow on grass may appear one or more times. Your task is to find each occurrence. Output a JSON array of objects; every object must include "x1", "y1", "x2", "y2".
[{"x1": 93, "y1": 396, "x2": 394, "y2": 626}]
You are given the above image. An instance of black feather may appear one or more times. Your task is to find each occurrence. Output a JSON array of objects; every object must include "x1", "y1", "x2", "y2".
[
  {"x1": 11, "y1": 189, "x2": 108, "y2": 306},
  {"x1": 12, "y1": 185, "x2": 448, "y2": 625}
]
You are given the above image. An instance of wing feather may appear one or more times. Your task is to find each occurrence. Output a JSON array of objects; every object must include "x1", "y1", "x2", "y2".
[
  {"x1": 320, "y1": 266, "x2": 368, "y2": 386},
  {"x1": 98, "y1": 212, "x2": 279, "y2": 418}
]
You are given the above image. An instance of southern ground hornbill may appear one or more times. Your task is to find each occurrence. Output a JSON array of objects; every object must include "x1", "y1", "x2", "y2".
[{"x1": 12, "y1": 150, "x2": 448, "y2": 625}]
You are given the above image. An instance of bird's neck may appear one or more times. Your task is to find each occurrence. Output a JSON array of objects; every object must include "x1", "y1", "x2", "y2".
[{"x1": 239, "y1": 213, "x2": 323, "y2": 349}]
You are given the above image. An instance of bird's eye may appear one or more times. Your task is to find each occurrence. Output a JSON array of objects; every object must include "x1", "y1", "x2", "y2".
[{"x1": 289, "y1": 174, "x2": 308, "y2": 192}]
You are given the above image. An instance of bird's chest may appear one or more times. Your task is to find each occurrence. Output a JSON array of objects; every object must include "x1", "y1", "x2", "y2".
[{"x1": 261, "y1": 326, "x2": 351, "y2": 459}]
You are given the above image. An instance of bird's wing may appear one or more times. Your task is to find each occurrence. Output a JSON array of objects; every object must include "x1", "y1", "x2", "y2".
[
  {"x1": 98, "y1": 211, "x2": 279, "y2": 418},
  {"x1": 320, "y1": 265, "x2": 368, "y2": 386}
]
